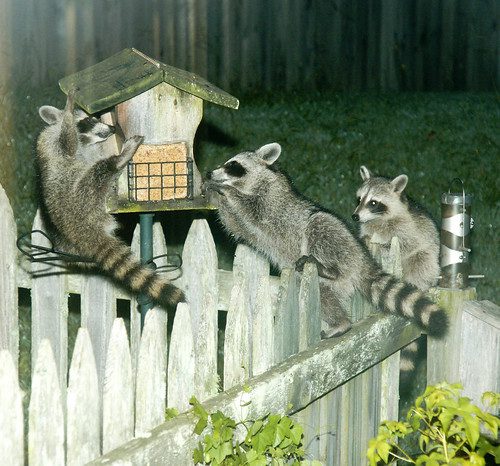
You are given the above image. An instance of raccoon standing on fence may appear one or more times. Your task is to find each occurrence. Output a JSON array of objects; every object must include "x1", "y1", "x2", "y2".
[
  {"x1": 36, "y1": 90, "x2": 185, "y2": 308},
  {"x1": 203, "y1": 143, "x2": 447, "y2": 339},
  {"x1": 352, "y1": 166, "x2": 441, "y2": 372},
  {"x1": 352, "y1": 166, "x2": 440, "y2": 291}
]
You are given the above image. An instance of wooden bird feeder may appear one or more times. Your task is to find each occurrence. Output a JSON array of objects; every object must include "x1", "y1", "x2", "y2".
[{"x1": 59, "y1": 48, "x2": 239, "y2": 214}]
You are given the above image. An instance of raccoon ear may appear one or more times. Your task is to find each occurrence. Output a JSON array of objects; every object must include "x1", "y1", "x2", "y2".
[
  {"x1": 39, "y1": 106, "x2": 63, "y2": 125},
  {"x1": 255, "y1": 143, "x2": 281, "y2": 165},
  {"x1": 360, "y1": 166, "x2": 372, "y2": 181},
  {"x1": 391, "y1": 174, "x2": 408, "y2": 193}
]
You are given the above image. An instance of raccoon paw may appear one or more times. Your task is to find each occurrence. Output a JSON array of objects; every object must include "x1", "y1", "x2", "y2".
[
  {"x1": 295, "y1": 255, "x2": 340, "y2": 280},
  {"x1": 121, "y1": 135, "x2": 144, "y2": 161},
  {"x1": 295, "y1": 255, "x2": 317, "y2": 272}
]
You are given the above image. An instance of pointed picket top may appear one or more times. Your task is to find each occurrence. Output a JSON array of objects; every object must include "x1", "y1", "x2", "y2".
[
  {"x1": 67, "y1": 328, "x2": 100, "y2": 466},
  {"x1": 181, "y1": 219, "x2": 218, "y2": 400},
  {"x1": 298, "y1": 262, "x2": 321, "y2": 351},
  {"x1": 0, "y1": 350, "x2": 23, "y2": 465},
  {"x1": 135, "y1": 308, "x2": 168, "y2": 437},
  {"x1": 30, "y1": 210, "x2": 68, "y2": 395},
  {"x1": 0, "y1": 183, "x2": 18, "y2": 365},
  {"x1": 102, "y1": 318, "x2": 134, "y2": 454},
  {"x1": 274, "y1": 268, "x2": 300, "y2": 362},
  {"x1": 81, "y1": 272, "x2": 117, "y2": 390},
  {"x1": 29, "y1": 339, "x2": 64, "y2": 466},
  {"x1": 224, "y1": 274, "x2": 251, "y2": 389},
  {"x1": 168, "y1": 302, "x2": 196, "y2": 413}
]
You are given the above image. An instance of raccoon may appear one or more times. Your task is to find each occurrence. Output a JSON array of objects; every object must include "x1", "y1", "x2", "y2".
[
  {"x1": 204, "y1": 143, "x2": 447, "y2": 339},
  {"x1": 36, "y1": 91, "x2": 185, "y2": 308},
  {"x1": 352, "y1": 166, "x2": 440, "y2": 291},
  {"x1": 352, "y1": 166, "x2": 441, "y2": 374}
]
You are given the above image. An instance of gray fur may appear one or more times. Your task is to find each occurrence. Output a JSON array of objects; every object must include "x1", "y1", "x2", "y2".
[
  {"x1": 204, "y1": 143, "x2": 447, "y2": 339},
  {"x1": 36, "y1": 91, "x2": 185, "y2": 308},
  {"x1": 353, "y1": 165, "x2": 440, "y2": 291}
]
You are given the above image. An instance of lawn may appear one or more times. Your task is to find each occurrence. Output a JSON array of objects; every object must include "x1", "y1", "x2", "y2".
[{"x1": 3, "y1": 89, "x2": 498, "y2": 302}]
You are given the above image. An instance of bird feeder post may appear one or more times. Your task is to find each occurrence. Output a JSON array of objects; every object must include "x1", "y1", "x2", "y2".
[{"x1": 139, "y1": 212, "x2": 154, "y2": 329}]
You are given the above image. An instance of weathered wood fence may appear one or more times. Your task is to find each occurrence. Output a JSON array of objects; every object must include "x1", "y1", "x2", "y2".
[
  {"x1": 1, "y1": 180, "x2": 498, "y2": 465},
  {"x1": 2, "y1": 0, "x2": 499, "y2": 93}
]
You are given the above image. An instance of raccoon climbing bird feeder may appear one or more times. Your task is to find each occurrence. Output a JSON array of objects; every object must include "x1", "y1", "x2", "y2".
[{"x1": 59, "y1": 47, "x2": 239, "y2": 214}]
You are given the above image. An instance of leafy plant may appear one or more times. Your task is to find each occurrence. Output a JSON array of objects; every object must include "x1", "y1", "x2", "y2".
[
  {"x1": 367, "y1": 383, "x2": 500, "y2": 465},
  {"x1": 190, "y1": 396, "x2": 320, "y2": 465}
]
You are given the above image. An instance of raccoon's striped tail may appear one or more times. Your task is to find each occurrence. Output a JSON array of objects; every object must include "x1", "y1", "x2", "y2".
[
  {"x1": 91, "y1": 237, "x2": 185, "y2": 308},
  {"x1": 366, "y1": 271, "x2": 448, "y2": 337}
]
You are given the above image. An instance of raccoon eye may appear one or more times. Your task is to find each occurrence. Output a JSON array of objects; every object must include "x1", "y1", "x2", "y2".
[
  {"x1": 369, "y1": 200, "x2": 379, "y2": 207},
  {"x1": 356, "y1": 197, "x2": 361, "y2": 205},
  {"x1": 224, "y1": 161, "x2": 247, "y2": 178}
]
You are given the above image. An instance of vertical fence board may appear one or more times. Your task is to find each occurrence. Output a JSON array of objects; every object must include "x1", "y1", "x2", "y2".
[
  {"x1": 223, "y1": 274, "x2": 250, "y2": 389},
  {"x1": 252, "y1": 273, "x2": 273, "y2": 376},
  {"x1": 29, "y1": 339, "x2": 64, "y2": 466},
  {"x1": 181, "y1": 219, "x2": 219, "y2": 400},
  {"x1": 81, "y1": 273, "x2": 117, "y2": 391},
  {"x1": 296, "y1": 262, "x2": 322, "y2": 460},
  {"x1": 67, "y1": 328, "x2": 100, "y2": 466},
  {"x1": 30, "y1": 211, "x2": 68, "y2": 398},
  {"x1": 0, "y1": 350, "x2": 23, "y2": 465},
  {"x1": 135, "y1": 308, "x2": 168, "y2": 437},
  {"x1": 167, "y1": 302, "x2": 196, "y2": 413},
  {"x1": 232, "y1": 244, "x2": 270, "y2": 377},
  {"x1": 102, "y1": 318, "x2": 134, "y2": 454},
  {"x1": 0, "y1": 183, "x2": 18, "y2": 365}
]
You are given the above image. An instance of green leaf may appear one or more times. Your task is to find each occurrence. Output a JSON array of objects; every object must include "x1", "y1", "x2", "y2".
[
  {"x1": 193, "y1": 446, "x2": 204, "y2": 464},
  {"x1": 250, "y1": 419, "x2": 264, "y2": 436},
  {"x1": 165, "y1": 407, "x2": 179, "y2": 420},
  {"x1": 463, "y1": 414, "x2": 481, "y2": 449},
  {"x1": 289, "y1": 425, "x2": 304, "y2": 445},
  {"x1": 194, "y1": 417, "x2": 208, "y2": 435}
]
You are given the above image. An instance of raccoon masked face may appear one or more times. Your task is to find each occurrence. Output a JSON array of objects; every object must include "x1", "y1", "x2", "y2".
[
  {"x1": 38, "y1": 104, "x2": 115, "y2": 146},
  {"x1": 74, "y1": 110, "x2": 116, "y2": 146},
  {"x1": 205, "y1": 143, "x2": 281, "y2": 194},
  {"x1": 352, "y1": 165, "x2": 408, "y2": 223}
]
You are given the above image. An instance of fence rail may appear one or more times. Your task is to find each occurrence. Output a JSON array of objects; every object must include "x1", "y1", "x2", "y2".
[{"x1": 1, "y1": 179, "x2": 498, "y2": 465}]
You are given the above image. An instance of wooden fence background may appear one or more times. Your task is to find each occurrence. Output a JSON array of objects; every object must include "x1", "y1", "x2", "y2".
[
  {"x1": 1, "y1": 0, "x2": 498, "y2": 94},
  {"x1": 1, "y1": 174, "x2": 498, "y2": 465}
]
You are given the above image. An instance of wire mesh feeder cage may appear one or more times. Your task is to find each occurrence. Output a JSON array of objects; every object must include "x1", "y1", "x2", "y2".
[{"x1": 127, "y1": 143, "x2": 194, "y2": 202}]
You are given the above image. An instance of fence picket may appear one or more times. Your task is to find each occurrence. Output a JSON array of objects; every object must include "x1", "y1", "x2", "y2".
[
  {"x1": 232, "y1": 244, "x2": 270, "y2": 378},
  {"x1": 274, "y1": 268, "x2": 300, "y2": 362},
  {"x1": 0, "y1": 350, "x2": 23, "y2": 465},
  {"x1": 181, "y1": 219, "x2": 219, "y2": 400},
  {"x1": 102, "y1": 318, "x2": 134, "y2": 454},
  {"x1": 129, "y1": 223, "x2": 141, "y2": 377},
  {"x1": 135, "y1": 308, "x2": 168, "y2": 437},
  {"x1": 223, "y1": 273, "x2": 250, "y2": 389},
  {"x1": 30, "y1": 211, "x2": 68, "y2": 397},
  {"x1": 0, "y1": 184, "x2": 18, "y2": 366},
  {"x1": 252, "y1": 273, "x2": 273, "y2": 376},
  {"x1": 67, "y1": 328, "x2": 100, "y2": 465},
  {"x1": 296, "y1": 262, "x2": 322, "y2": 460},
  {"x1": 28, "y1": 339, "x2": 64, "y2": 466},
  {"x1": 167, "y1": 302, "x2": 196, "y2": 412}
]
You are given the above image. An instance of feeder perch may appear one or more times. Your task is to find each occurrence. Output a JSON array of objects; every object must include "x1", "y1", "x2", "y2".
[{"x1": 59, "y1": 48, "x2": 239, "y2": 214}]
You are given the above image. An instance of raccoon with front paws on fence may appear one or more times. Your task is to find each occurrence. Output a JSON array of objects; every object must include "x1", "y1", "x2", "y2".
[
  {"x1": 36, "y1": 90, "x2": 185, "y2": 308},
  {"x1": 352, "y1": 166, "x2": 440, "y2": 373},
  {"x1": 203, "y1": 143, "x2": 447, "y2": 339}
]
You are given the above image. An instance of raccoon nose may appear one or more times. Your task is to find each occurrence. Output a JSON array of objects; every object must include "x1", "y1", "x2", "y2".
[{"x1": 352, "y1": 213, "x2": 360, "y2": 222}]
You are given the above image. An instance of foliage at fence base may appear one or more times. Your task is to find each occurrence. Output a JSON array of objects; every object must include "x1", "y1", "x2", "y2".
[
  {"x1": 190, "y1": 396, "x2": 321, "y2": 466},
  {"x1": 366, "y1": 383, "x2": 500, "y2": 466}
]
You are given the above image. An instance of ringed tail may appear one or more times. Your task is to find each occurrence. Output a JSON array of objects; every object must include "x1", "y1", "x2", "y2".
[
  {"x1": 92, "y1": 238, "x2": 185, "y2": 308},
  {"x1": 367, "y1": 271, "x2": 448, "y2": 337}
]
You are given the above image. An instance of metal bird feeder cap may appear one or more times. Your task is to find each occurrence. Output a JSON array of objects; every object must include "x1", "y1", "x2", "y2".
[{"x1": 439, "y1": 178, "x2": 474, "y2": 289}]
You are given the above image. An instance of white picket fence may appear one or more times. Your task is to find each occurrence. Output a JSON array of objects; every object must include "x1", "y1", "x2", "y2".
[{"x1": 2, "y1": 180, "x2": 498, "y2": 465}]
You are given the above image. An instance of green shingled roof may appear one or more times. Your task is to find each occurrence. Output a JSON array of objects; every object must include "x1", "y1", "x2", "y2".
[{"x1": 59, "y1": 48, "x2": 239, "y2": 114}]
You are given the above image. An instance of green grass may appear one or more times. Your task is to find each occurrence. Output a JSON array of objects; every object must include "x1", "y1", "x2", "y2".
[
  {"x1": 196, "y1": 91, "x2": 499, "y2": 302},
  {"x1": 2, "y1": 89, "x2": 498, "y2": 301}
]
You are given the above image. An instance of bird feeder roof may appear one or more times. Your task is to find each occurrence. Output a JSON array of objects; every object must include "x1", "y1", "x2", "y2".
[{"x1": 59, "y1": 48, "x2": 239, "y2": 114}]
